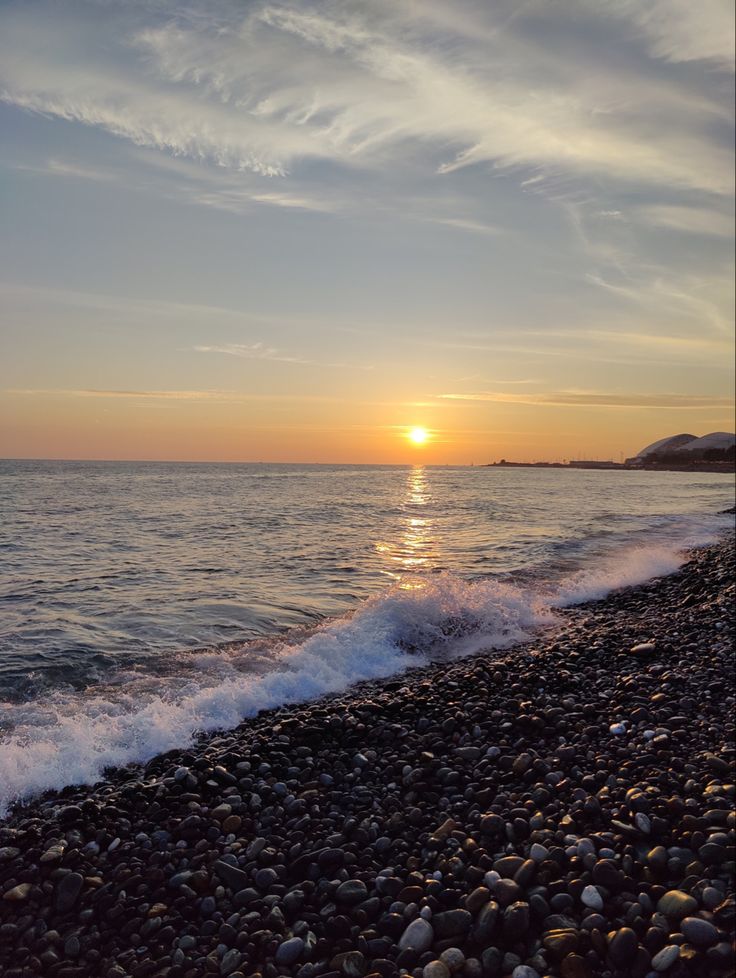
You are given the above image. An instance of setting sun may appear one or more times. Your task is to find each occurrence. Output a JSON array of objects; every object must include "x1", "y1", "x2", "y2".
[{"x1": 407, "y1": 426, "x2": 429, "y2": 445}]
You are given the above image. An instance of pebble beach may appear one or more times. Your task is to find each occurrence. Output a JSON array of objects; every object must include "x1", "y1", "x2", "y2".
[{"x1": 1, "y1": 533, "x2": 734, "y2": 978}]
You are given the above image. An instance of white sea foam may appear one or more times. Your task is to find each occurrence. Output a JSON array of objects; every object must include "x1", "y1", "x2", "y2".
[
  {"x1": 552, "y1": 523, "x2": 722, "y2": 606},
  {"x1": 553, "y1": 543, "x2": 686, "y2": 605},
  {"x1": 1, "y1": 517, "x2": 729, "y2": 818},
  {"x1": 0, "y1": 575, "x2": 551, "y2": 817}
]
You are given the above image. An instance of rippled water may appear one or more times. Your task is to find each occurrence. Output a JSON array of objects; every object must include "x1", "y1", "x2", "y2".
[
  {"x1": 1, "y1": 459, "x2": 733, "y2": 696},
  {"x1": 0, "y1": 459, "x2": 732, "y2": 813}
]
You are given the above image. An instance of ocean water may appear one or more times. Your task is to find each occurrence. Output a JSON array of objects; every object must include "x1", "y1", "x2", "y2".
[{"x1": 0, "y1": 459, "x2": 733, "y2": 815}]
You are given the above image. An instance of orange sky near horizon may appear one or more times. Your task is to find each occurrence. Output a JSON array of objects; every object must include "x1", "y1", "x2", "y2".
[
  {"x1": 0, "y1": 1, "x2": 733, "y2": 464},
  {"x1": 1, "y1": 386, "x2": 732, "y2": 464}
]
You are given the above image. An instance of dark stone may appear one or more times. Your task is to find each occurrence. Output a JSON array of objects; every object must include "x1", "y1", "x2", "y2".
[{"x1": 55, "y1": 874, "x2": 84, "y2": 914}]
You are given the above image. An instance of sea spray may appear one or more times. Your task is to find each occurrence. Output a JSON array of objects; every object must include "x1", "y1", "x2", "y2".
[
  {"x1": 551, "y1": 524, "x2": 724, "y2": 606},
  {"x1": 0, "y1": 574, "x2": 552, "y2": 816},
  {"x1": 0, "y1": 514, "x2": 729, "y2": 816}
]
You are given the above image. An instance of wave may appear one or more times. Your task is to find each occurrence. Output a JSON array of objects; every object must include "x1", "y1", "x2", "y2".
[
  {"x1": 553, "y1": 542, "x2": 686, "y2": 605},
  {"x1": 0, "y1": 519, "x2": 727, "y2": 818},
  {"x1": 0, "y1": 575, "x2": 552, "y2": 818},
  {"x1": 551, "y1": 518, "x2": 725, "y2": 606}
]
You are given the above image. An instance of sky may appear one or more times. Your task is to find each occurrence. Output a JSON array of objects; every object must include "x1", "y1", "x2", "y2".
[{"x1": 0, "y1": 0, "x2": 734, "y2": 463}]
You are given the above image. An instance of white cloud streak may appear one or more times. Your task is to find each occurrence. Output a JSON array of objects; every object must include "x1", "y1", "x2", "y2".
[
  {"x1": 0, "y1": 0, "x2": 732, "y2": 197},
  {"x1": 608, "y1": 0, "x2": 735, "y2": 70},
  {"x1": 438, "y1": 390, "x2": 734, "y2": 409},
  {"x1": 6, "y1": 388, "x2": 337, "y2": 402},
  {"x1": 636, "y1": 204, "x2": 734, "y2": 238},
  {"x1": 192, "y1": 343, "x2": 373, "y2": 371}
]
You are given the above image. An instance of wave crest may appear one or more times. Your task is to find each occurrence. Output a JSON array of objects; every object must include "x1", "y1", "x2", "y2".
[{"x1": 0, "y1": 574, "x2": 551, "y2": 817}]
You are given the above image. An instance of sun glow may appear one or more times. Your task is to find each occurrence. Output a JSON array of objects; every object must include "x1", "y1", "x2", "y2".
[{"x1": 407, "y1": 426, "x2": 429, "y2": 445}]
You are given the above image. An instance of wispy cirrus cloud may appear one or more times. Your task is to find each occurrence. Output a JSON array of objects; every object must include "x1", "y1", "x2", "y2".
[
  {"x1": 0, "y1": 0, "x2": 732, "y2": 197},
  {"x1": 438, "y1": 390, "x2": 734, "y2": 409},
  {"x1": 192, "y1": 343, "x2": 373, "y2": 370},
  {"x1": 6, "y1": 388, "x2": 338, "y2": 402},
  {"x1": 635, "y1": 203, "x2": 734, "y2": 238},
  {"x1": 607, "y1": 0, "x2": 735, "y2": 70}
]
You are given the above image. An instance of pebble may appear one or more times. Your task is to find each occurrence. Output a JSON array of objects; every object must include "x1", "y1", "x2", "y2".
[
  {"x1": 608, "y1": 927, "x2": 639, "y2": 967},
  {"x1": 580, "y1": 885, "x2": 604, "y2": 910},
  {"x1": 399, "y1": 918, "x2": 434, "y2": 953},
  {"x1": 657, "y1": 890, "x2": 698, "y2": 918},
  {"x1": 651, "y1": 945, "x2": 680, "y2": 971},
  {"x1": 2, "y1": 883, "x2": 31, "y2": 901},
  {"x1": 680, "y1": 917, "x2": 719, "y2": 946},
  {"x1": 423, "y1": 963, "x2": 450, "y2": 978},
  {"x1": 439, "y1": 948, "x2": 465, "y2": 972},
  {"x1": 55, "y1": 872, "x2": 83, "y2": 913},
  {"x1": 275, "y1": 937, "x2": 304, "y2": 966},
  {"x1": 335, "y1": 878, "x2": 368, "y2": 904},
  {"x1": 512, "y1": 967, "x2": 541, "y2": 978}
]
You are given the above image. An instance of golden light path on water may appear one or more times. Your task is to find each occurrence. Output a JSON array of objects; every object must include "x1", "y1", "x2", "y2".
[{"x1": 375, "y1": 466, "x2": 439, "y2": 587}]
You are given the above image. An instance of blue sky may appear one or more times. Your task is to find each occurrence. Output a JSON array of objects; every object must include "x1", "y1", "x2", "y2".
[{"x1": 0, "y1": 0, "x2": 733, "y2": 462}]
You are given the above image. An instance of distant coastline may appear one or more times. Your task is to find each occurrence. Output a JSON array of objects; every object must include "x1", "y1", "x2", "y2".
[
  {"x1": 486, "y1": 459, "x2": 735, "y2": 473},
  {"x1": 487, "y1": 429, "x2": 735, "y2": 473}
]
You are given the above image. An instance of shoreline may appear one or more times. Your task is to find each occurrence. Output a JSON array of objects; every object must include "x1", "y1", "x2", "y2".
[{"x1": 1, "y1": 535, "x2": 734, "y2": 977}]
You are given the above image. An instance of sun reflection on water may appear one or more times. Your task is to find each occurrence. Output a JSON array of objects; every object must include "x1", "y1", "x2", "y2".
[{"x1": 375, "y1": 466, "x2": 439, "y2": 586}]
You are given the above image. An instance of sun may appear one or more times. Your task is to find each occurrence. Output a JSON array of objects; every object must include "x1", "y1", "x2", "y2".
[{"x1": 407, "y1": 426, "x2": 429, "y2": 445}]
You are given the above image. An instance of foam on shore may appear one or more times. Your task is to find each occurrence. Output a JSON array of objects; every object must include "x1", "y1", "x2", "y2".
[
  {"x1": 0, "y1": 523, "x2": 728, "y2": 818},
  {"x1": 0, "y1": 575, "x2": 551, "y2": 817}
]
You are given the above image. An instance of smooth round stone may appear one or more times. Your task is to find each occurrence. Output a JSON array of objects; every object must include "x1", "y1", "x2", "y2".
[
  {"x1": 336, "y1": 879, "x2": 368, "y2": 905},
  {"x1": 634, "y1": 812, "x2": 651, "y2": 834},
  {"x1": 439, "y1": 948, "x2": 465, "y2": 973},
  {"x1": 423, "y1": 963, "x2": 450, "y2": 978},
  {"x1": 647, "y1": 846, "x2": 668, "y2": 871},
  {"x1": 543, "y1": 929, "x2": 579, "y2": 957},
  {"x1": 503, "y1": 902, "x2": 530, "y2": 942},
  {"x1": 341, "y1": 951, "x2": 367, "y2": 978},
  {"x1": 702, "y1": 886, "x2": 723, "y2": 910},
  {"x1": 559, "y1": 954, "x2": 590, "y2": 978},
  {"x1": 511, "y1": 967, "x2": 540, "y2": 978},
  {"x1": 580, "y1": 885, "x2": 603, "y2": 911},
  {"x1": 680, "y1": 917, "x2": 719, "y2": 947},
  {"x1": 529, "y1": 843, "x2": 549, "y2": 863},
  {"x1": 698, "y1": 842, "x2": 726, "y2": 864},
  {"x1": 55, "y1": 873, "x2": 84, "y2": 913},
  {"x1": 466, "y1": 887, "x2": 490, "y2": 913},
  {"x1": 592, "y1": 859, "x2": 622, "y2": 890},
  {"x1": 220, "y1": 948, "x2": 243, "y2": 976},
  {"x1": 275, "y1": 937, "x2": 305, "y2": 966},
  {"x1": 2, "y1": 884, "x2": 32, "y2": 902},
  {"x1": 550, "y1": 893, "x2": 574, "y2": 913},
  {"x1": 398, "y1": 918, "x2": 434, "y2": 954},
  {"x1": 464, "y1": 958, "x2": 482, "y2": 978},
  {"x1": 222, "y1": 815, "x2": 241, "y2": 834},
  {"x1": 254, "y1": 867, "x2": 278, "y2": 890},
  {"x1": 433, "y1": 909, "x2": 472, "y2": 938},
  {"x1": 651, "y1": 945, "x2": 680, "y2": 972},
  {"x1": 495, "y1": 879, "x2": 522, "y2": 906},
  {"x1": 608, "y1": 927, "x2": 638, "y2": 967},
  {"x1": 657, "y1": 890, "x2": 697, "y2": 918}
]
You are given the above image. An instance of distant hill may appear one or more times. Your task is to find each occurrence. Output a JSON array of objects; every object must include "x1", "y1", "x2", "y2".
[{"x1": 628, "y1": 431, "x2": 735, "y2": 466}]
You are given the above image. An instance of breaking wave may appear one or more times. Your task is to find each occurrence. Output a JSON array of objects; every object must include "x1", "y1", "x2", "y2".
[
  {"x1": 0, "y1": 520, "x2": 727, "y2": 818},
  {"x1": 0, "y1": 575, "x2": 551, "y2": 817}
]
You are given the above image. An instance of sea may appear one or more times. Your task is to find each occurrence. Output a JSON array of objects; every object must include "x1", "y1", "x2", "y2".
[{"x1": 0, "y1": 459, "x2": 733, "y2": 816}]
